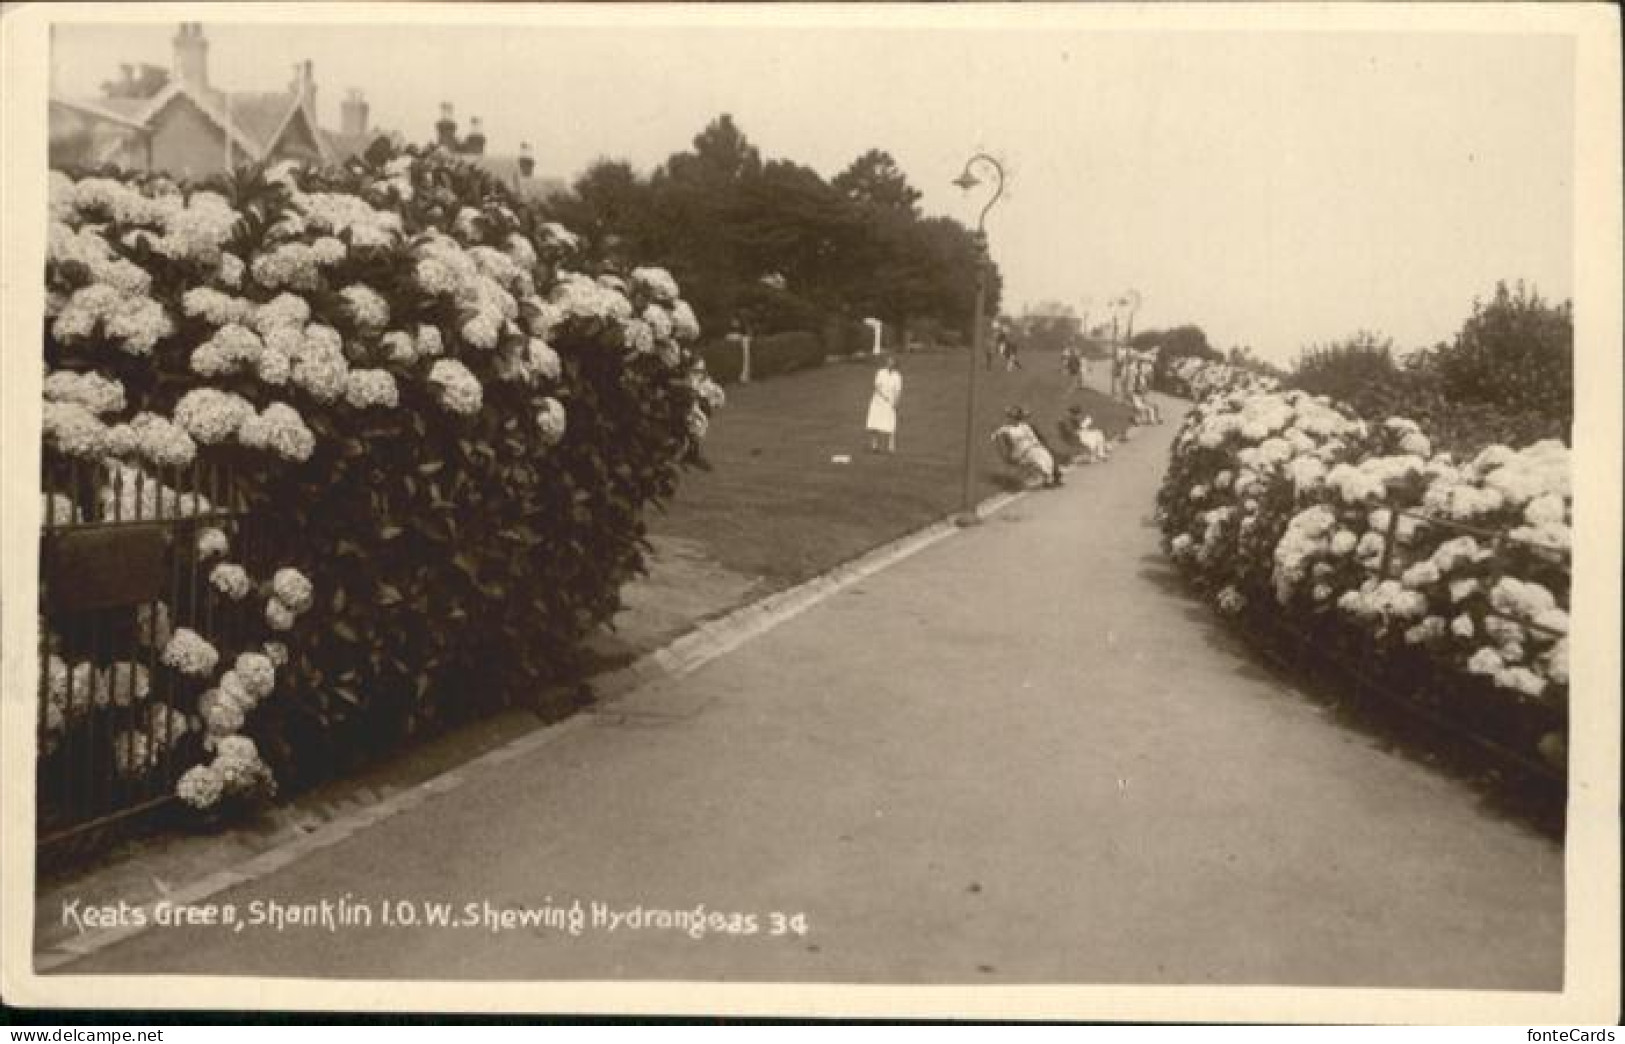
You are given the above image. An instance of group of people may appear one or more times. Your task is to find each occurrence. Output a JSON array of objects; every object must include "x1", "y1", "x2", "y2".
[
  {"x1": 989, "y1": 404, "x2": 1112, "y2": 490},
  {"x1": 861, "y1": 335, "x2": 1138, "y2": 492},
  {"x1": 1113, "y1": 346, "x2": 1163, "y2": 426},
  {"x1": 984, "y1": 329, "x2": 1022, "y2": 371}
]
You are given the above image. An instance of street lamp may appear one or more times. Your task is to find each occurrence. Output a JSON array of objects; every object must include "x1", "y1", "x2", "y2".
[
  {"x1": 1120, "y1": 288, "x2": 1142, "y2": 343},
  {"x1": 953, "y1": 153, "x2": 1005, "y2": 525},
  {"x1": 1106, "y1": 289, "x2": 1140, "y2": 397}
]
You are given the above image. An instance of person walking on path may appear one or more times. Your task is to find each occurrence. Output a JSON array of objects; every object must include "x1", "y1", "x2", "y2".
[
  {"x1": 865, "y1": 355, "x2": 903, "y2": 453},
  {"x1": 1131, "y1": 359, "x2": 1162, "y2": 425}
]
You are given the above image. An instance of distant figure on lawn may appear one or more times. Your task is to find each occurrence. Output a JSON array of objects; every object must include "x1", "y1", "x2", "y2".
[
  {"x1": 998, "y1": 330, "x2": 1023, "y2": 371},
  {"x1": 1056, "y1": 405, "x2": 1110, "y2": 464},
  {"x1": 866, "y1": 355, "x2": 903, "y2": 453},
  {"x1": 992, "y1": 406, "x2": 1062, "y2": 489},
  {"x1": 1062, "y1": 346, "x2": 1086, "y2": 391}
]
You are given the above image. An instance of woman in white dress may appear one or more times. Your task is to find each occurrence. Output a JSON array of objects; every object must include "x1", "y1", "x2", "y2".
[{"x1": 866, "y1": 356, "x2": 903, "y2": 453}]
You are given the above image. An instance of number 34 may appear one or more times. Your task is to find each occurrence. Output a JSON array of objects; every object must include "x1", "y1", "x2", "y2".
[{"x1": 769, "y1": 912, "x2": 809, "y2": 936}]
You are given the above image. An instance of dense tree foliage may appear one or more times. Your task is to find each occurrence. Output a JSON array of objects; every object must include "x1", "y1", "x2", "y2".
[
  {"x1": 1289, "y1": 282, "x2": 1572, "y2": 453},
  {"x1": 1131, "y1": 324, "x2": 1223, "y2": 385},
  {"x1": 542, "y1": 116, "x2": 1000, "y2": 344}
]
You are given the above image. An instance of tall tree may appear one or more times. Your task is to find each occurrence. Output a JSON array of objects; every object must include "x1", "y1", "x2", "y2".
[
  {"x1": 731, "y1": 159, "x2": 860, "y2": 320},
  {"x1": 539, "y1": 114, "x2": 1002, "y2": 345},
  {"x1": 645, "y1": 115, "x2": 767, "y2": 332},
  {"x1": 547, "y1": 159, "x2": 652, "y2": 268},
  {"x1": 832, "y1": 149, "x2": 922, "y2": 214},
  {"x1": 1430, "y1": 280, "x2": 1572, "y2": 431},
  {"x1": 664, "y1": 113, "x2": 762, "y2": 187}
]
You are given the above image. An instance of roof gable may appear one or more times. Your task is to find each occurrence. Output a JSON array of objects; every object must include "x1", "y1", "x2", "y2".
[
  {"x1": 52, "y1": 96, "x2": 149, "y2": 130},
  {"x1": 140, "y1": 83, "x2": 262, "y2": 160},
  {"x1": 227, "y1": 91, "x2": 301, "y2": 151},
  {"x1": 265, "y1": 99, "x2": 332, "y2": 162}
]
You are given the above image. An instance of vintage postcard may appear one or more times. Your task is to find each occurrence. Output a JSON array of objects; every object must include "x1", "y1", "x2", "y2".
[{"x1": 1, "y1": 1, "x2": 1619, "y2": 1023}]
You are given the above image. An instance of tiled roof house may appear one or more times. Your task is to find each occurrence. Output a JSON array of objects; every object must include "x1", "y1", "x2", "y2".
[{"x1": 49, "y1": 23, "x2": 391, "y2": 179}]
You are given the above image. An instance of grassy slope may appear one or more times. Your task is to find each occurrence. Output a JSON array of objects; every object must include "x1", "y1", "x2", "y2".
[{"x1": 650, "y1": 348, "x2": 1136, "y2": 588}]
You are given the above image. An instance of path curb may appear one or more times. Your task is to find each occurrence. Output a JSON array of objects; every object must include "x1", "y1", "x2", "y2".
[
  {"x1": 589, "y1": 488, "x2": 1029, "y2": 705},
  {"x1": 34, "y1": 487, "x2": 1030, "y2": 973}
]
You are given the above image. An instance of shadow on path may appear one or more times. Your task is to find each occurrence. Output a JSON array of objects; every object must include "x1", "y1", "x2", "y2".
[{"x1": 1134, "y1": 551, "x2": 1565, "y2": 839}]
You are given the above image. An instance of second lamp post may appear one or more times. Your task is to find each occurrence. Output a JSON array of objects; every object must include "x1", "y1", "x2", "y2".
[{"x1": 952, "y1": 153, "x2": 1005, "y2": 524}]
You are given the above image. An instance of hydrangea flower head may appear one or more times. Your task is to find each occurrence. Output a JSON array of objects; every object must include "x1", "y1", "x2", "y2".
[
  {"x1": 235, "y1": 652, "x2": 277, "y2": 699},
  {"x1": 428, "y1": 359, "x2": 483, "y2": 415},
  {"x1": 162, "y1": 628, "x2": 219, "y2": 677},
  {"x1": 271, "y1": 567, "x2": 315, "y2": 613},
  {"x1": 536, "y1": 397, "x2": 567, "y2": 446},
  {"x1": 209, "y1": 562, "x2": 253, "y2": 601},
  {"x1": 177, "y1": 764, "x2": 225, "y2": 809}
]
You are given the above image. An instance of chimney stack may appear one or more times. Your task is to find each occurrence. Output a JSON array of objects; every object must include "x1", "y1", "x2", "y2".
[
  {"x1": 464, "y1": 116, "x2": 486, "y2": 156},
  {"x1": 172, "y1": 22, "x2": 209, "y2": 90},
  {"x1": 518, "y1": 142, "x2": 535, "y2": 178},
  {"x1": 342, "y1": 88, "x2": 370, "y2": 137},
  {"x1": 436, "y1": 102, "x2": 458, "y2": 149},
  {"x1": 290, "y1": 60, "x2": 316, "y2": 115}
]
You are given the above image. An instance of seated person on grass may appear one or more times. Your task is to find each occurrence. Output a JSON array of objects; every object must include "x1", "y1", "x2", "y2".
[
  {"x1": 992, "y1": 406, "x2": 1062, "y2": 489},
  {"x1": 1056, "y1": 405, "x2": 1110, "y2": 464}
]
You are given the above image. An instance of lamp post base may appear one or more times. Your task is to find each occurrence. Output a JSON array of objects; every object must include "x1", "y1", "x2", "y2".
[{"x1": 953, "y1": 510, "x2": 984, "y2": 528}]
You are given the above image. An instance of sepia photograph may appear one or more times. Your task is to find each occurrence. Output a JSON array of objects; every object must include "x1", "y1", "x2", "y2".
[{"x1": 1, "y1": 0, "x2": 1619, "y2": 1023}]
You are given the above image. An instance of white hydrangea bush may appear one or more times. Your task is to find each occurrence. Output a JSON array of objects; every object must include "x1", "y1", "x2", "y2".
[
  {"x1": 1158, "y1": 358, "x2": 1571, "y2": 729},
  {"x1": 41, "y1": 147, "x2": 726, "y2": 819}
]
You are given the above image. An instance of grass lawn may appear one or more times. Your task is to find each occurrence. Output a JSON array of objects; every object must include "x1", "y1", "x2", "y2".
[{"x1": 649, "y1": 348, "x2": 1137, "y2": 589}]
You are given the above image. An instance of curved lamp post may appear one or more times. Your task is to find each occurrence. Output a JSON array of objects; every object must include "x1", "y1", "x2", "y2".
[
  {"x1": 952, "y1": 153, "x2": 1006, "y2": 524},
  {"x1": 1107, "y1": 288, "x2": 1140, "y2": 397},
  {"x1": 1120, "y1": 288, "x2": 1142, "y2": 343}
]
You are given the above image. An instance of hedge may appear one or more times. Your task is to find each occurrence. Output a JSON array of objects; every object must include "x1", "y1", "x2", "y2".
[
  {"x1": 39, "y1": 145, "x2": 725, "y2": 814},
  {"x1": 753, "y1": 331, "x2": 826, "y2": 378},
  {"x1": 697, "y1": 338, "x2": 744, "y2": 384},
  {"x1": 696, "y1": 330, "x2": 827, "y2": 386},
  {"x1": 1156, "y1": 359, "x2": 1570, "y2": 777}
]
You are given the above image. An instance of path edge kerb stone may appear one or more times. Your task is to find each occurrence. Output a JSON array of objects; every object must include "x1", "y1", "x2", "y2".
[
  {"x1": 590, "y1": 488, "x2": 1030, "y2": 705},
  {"x1": 33, "y1": 487, "x2": 1030, "y2": 973}
]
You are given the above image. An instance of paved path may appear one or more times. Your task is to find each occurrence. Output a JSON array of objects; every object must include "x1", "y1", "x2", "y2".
[{"x1": 53, "y1": 402, "x2": 1563, "y2": 987}]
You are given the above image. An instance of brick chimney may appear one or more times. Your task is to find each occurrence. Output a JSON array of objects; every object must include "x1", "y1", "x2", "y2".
[
  {"x1": 518, "y1": 142, "x2": 535, "y2": 178},
  {"x1": 290, "y1": 60, "x2": 316, "y2": 116},
  {"x1": 436, "y1": 102, "x2": 457, "y2": 149},
  {"x1": 342, "y1": 88, "x2": 369, "y2": 137},
  {"x1": 464, "y1": 116, "x2": 486, "y2": 156},
  {"x1": 172, "y1": 23, "x2": 208, "y2": 90}
]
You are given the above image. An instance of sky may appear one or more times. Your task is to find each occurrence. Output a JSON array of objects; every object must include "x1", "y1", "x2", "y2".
[{"x1": 51, "y1": 16, "x2": 1575, "y2": 366}]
